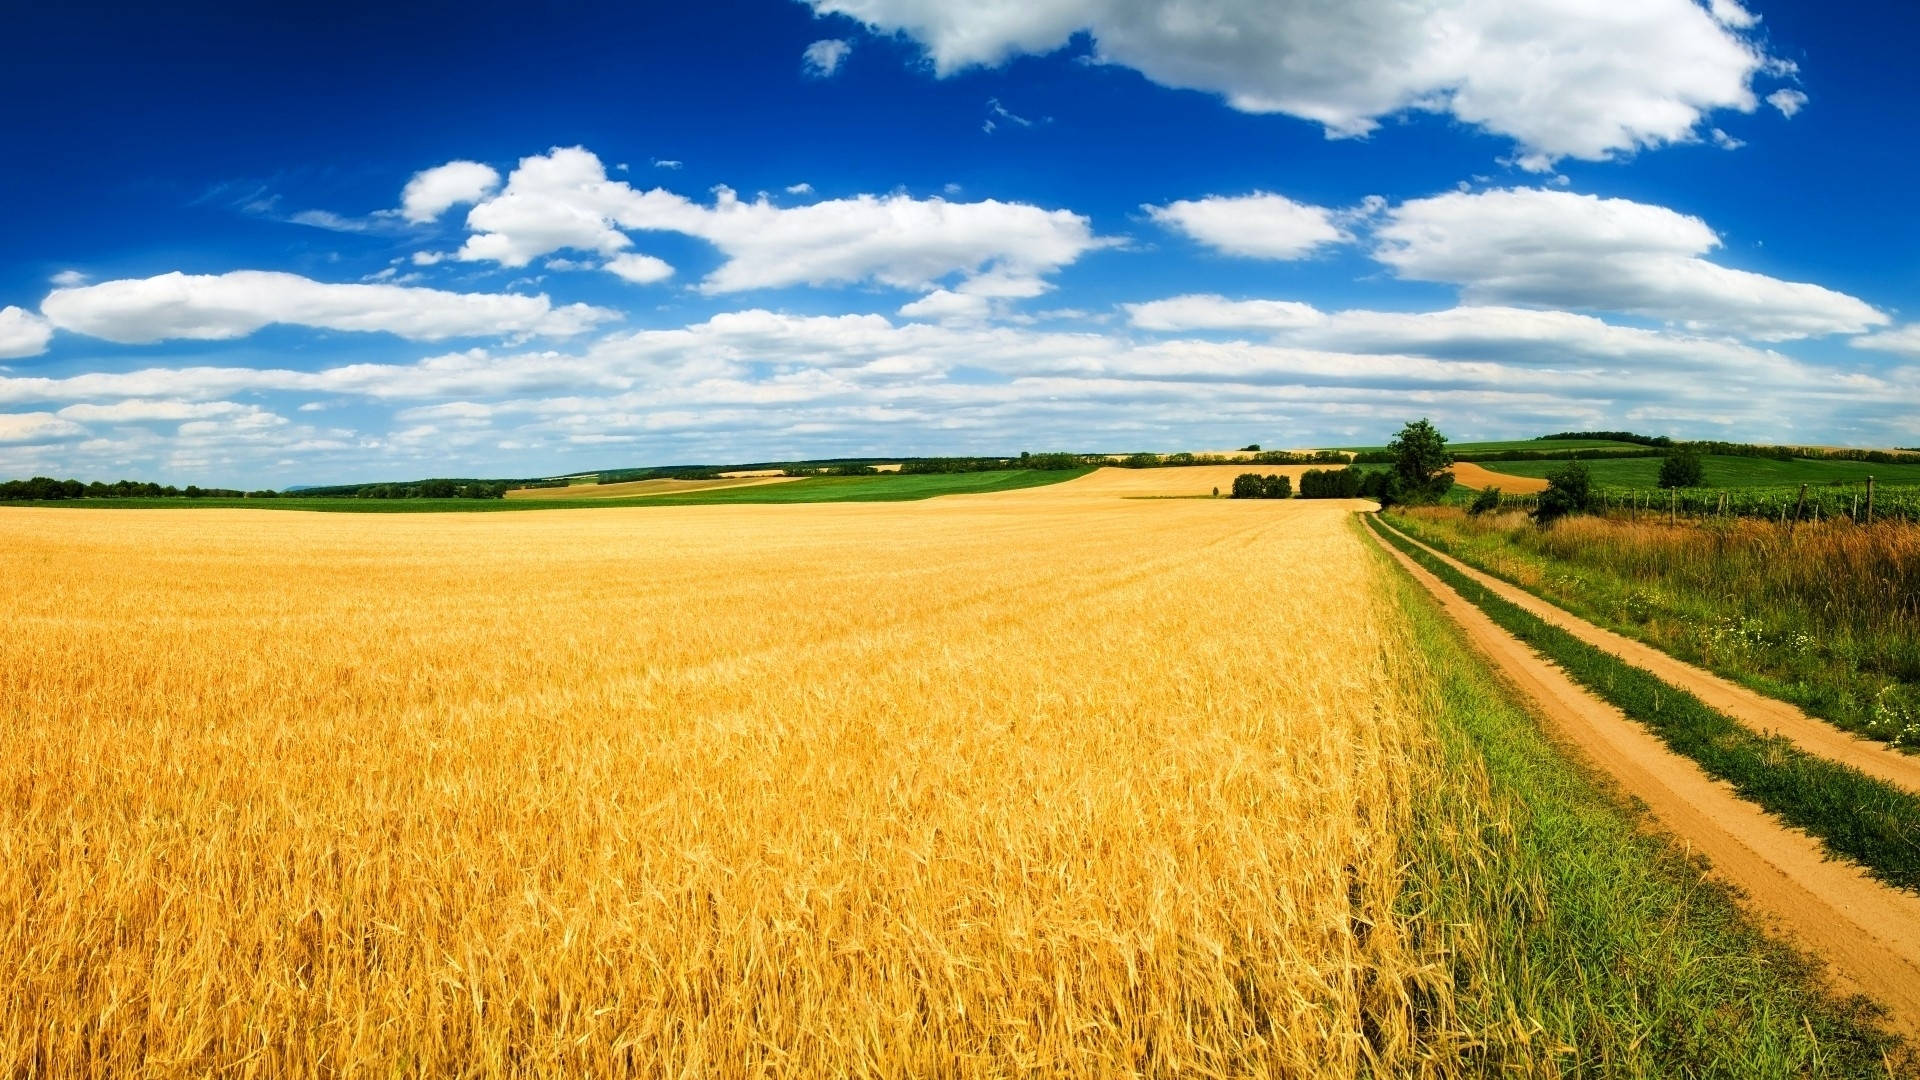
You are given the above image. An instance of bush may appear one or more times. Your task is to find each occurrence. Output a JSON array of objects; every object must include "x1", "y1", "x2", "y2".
[
  {"x1": 1657, "y1": 447, "x2": 1706, "y2": 489},
  {"x1": 1230, "y1": 473, "x2": 1292, "y2": 499},
  {"x1": 1533, "y1": 462, "x2": 1593, "y2": 524},
  {"x1": 1298, "y1": 468, "x2": 1363, "y2": 499},
  {"x1": 1469, "y1": 486, "x2": 1503, "y2": 515}
]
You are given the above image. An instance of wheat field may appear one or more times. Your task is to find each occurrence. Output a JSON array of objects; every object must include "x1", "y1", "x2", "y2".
[{"x1": 2, "y1": 485, "x2": 1454, "y2": 1077}]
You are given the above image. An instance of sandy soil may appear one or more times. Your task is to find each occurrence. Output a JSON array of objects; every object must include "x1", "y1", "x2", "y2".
[
  {"x1": 505, "y1": 476, "x2": 804, "y2": 500},
  {"x1": 1378, "y1": 520, "x2": 1920, "y2": 794},
  {"x1": 716, "y1": 469, "x2": 788, "y2": 478},
  {"x1": 1366, "y1": 518, "x2": 1920, "y2": 1038},
  {"x1": 1451, "y1": 462, "x2": 1550, "y2": 494}
]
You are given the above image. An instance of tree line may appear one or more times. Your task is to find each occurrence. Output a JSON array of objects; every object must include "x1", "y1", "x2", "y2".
[{"x1": 0, "y1": 477, "x2": 260, "y2": 501}]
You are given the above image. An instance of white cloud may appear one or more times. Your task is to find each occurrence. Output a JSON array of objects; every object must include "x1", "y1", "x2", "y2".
[
  {"x1": 0, "y1": 412, "x2": 87, "y2": 444},
  {"x1": 1768, "y1": 88, "x2": 1809, "y2": 118},
  {"x1": 400, "y1": 161, "x2": 502, "y2": 224},
  {"x1": 1710, "y1": 128, "x2": 1745, "y2": 150},
  {"x1": 452, "y1": 146, "x2": 1108, "y2": 296},
  {"x1": 1851, "y1": 325, "x2": 1920, "y2": 359},
  {"x1": 1125, "y1": 295, "x2": 1326, "y2": 332},
  {"x1": 652, "y1": 158, "x2": 683, "y2": 170},
  {"x1": 1709, "y1": 0, "x2": 1759, "y2": 29},
  {"x1": 50, "y1": 270, "x2": 88, "y2": 288},
  {"x1": 40, "y1": 271, "x2": 619, "y2": 344},
  {"x1": 7, "y1": 299, "x2": 1917, "y2": 479},
  {"x1": 0, "y1": 307, "x2": 54, "y2": 359},
  {"x1": 803, "y1": 38, "x2": 853, "y2": 77},
  {"x1": 900, "y1": 289, "x2": 991, "y2": 323},
  {"x1": 786, "y1": 182, "x2": 815, "y2": 195},
  {"x1": 56, "y1": 399, "x2": 261, "y2": 423},
  {"x1": 807, "y1": 0, "x2": 1776, "y2": 168},
  {"x1": 1373, "y1": 188, "x2": 1888, "y2": 340},
  {"x1": 1145, "y1": 192, "x2": 1347, "y2": 259},
  {"x1": 604, "y1": 253, "x2": 675, "y2": 284}
]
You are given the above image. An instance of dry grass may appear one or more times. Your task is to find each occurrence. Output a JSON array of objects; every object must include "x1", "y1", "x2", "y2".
[{"x1": 0, "y1": 495, "x2": 1454, "y2": 1077}]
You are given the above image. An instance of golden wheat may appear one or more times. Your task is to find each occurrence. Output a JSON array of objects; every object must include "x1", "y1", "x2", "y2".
[{"x1": 1, "y1": 486, "x2": 1447, "y2": 1077}]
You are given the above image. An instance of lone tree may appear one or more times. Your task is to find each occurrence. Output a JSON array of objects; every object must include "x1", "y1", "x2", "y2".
[
  {"x1": 1387, "y1": 418, "x2": 1455, "y2": 501},
  {"x1": 1657, "y1": 446, "x2": 1705, "y2": 489}
]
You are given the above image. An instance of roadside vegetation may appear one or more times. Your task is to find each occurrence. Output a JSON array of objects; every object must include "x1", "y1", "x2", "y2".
[
  {"x1": 1371, "y1": 514, "x2": 1920, "y2": 893},
  {"x1": 1369, "y1": 526, "x2": 1909, "y2": 1075},
  {"x1": 1388, "y1": 505, "x2": 1920, "y2": 750}
]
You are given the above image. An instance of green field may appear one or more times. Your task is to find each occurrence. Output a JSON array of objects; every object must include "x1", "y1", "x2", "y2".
[
  {"x1": 0, "y1": 469, "x2": 1089, "y2": 512},
  {"x1": 1480, "y1": 454, "x2": 1920, "y2": 488},
  {"x1": 1326, "y1": 438, "x2": 1647, "y2": 454}
]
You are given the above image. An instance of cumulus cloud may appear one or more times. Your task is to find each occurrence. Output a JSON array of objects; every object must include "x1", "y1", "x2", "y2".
[
  {"x1": 1144, "y1": 192, "x2": 1347, "y2": 259},
  {"x1": 400, "y1": 161, "x2": 503, "y2": 224},
  {"x1": 1125, "y1": 295, "x2": 1326, "y2": 331},
  {"x1": 603, "y1": 253, "x2": 675, "y2": 284},
  {"x1": 0, "y1": 306, "x2": 54, "y2": 359},
  {"x1": 1372, "y1": 188, "x2": 1888, "y2": 340},
  {"x1": 806, "y1": 0, "x2": 1776, "y2": 168},
  {"x1": 1768, "y1": 88, "x2": 1809, "y2": 118},
  {"x1": 451, "y1": 146, "x2": 1108, "y2": 297},
  {"x1": 40, "y1": 271, "x2": 619, "y2": 344},
  {"x1": 803, "y1": 38, "x2": 852, "y2": 77}
]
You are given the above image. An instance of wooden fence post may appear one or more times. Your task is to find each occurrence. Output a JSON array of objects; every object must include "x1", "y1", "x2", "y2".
[
  {"x1": 1867, "y1": 476, "x2": 1875, "y2": 523},
  {"x1": 1669, "y1": 487, "x2": 1677, "y2": 526},
  {"x1": 1792, "y1": 484, "x2": 1807, "y2": 533}
]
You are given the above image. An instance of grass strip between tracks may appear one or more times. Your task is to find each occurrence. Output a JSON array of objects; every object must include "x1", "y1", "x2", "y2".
[{"x1": 1367, "y1": 512, "x2": 1920, "y2": 894}]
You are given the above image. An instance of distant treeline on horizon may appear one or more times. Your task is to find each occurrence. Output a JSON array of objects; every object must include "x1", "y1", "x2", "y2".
[{"x1": 6, "y1": 433, "x2": 1918, "y2": 503}]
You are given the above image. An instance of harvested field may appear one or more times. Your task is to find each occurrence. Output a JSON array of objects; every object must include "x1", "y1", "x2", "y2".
[
  {"x1": 1452, "y1": 461, "x2": 1548, "y2": 494},
  {"x1": 506, "y1": 475, "x2": 802, "y2": 499},
  {"x1": 1032, "y1": 463, "x2": 1323, "y2": 498}
]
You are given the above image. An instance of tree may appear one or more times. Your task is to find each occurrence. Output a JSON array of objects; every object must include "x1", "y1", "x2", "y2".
[
  {"x1": 1657, "y1": 447, "x2": 1705, "y2": 489},
  {"x1": 1468, "y1": 486, "x2": 1502, "y2": 515},
  {"x1": 1262, "y1": 474, "x2": 1292, "y2": 499},
  {"x1": 1533, "y1": 462, "x2": 1592, "y2": 524},
  {"x1": 1240, "y1": 443, "x2": 1261, "y2": 452},
  {"x1": 1386, "y1": 419, "x2": 1454, "y2": 501},
  {"x1": 1230, "y1": 473, "x2": 1266, "y2": 499}
]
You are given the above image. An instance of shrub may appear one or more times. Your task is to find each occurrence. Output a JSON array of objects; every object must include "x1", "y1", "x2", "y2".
[
  {"x1": 1263, "y1": 474, "x2": 1292, "y2": 499},
  {"x1": 1534, "y1": 462, "x2": 1593, "y2": 524},
  {"x1": 1657, "y1": 448, "x2": 1706, "y2": 489},
  {"x1": 1298, "y1": 468, "x2": 1363, "y2": 499},
  {"x1": 1469, "y1": 486, "x2": 1503, "y2": 515}
]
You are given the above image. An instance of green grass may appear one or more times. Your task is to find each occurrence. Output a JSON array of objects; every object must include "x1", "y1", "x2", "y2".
[
  {"x1": 1370, "y1": 513, "x2": 1920, "y2": 894},
  {"x1": 1481, "y1": 454, "x2": 1920, "y2": 488},
  {"x1": 1370, "y1": 521, "x2": 1908, "y2": 1075},
  {"x1": 0, "y1": 470, "x2": 1090, "y2": 512}
]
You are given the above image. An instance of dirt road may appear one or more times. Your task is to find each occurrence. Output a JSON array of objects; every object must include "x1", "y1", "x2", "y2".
[
  {"x1": 1364, "y1": 518, "x2": 1920, "y2": 1039},
  {"x1": 1375, "y1": 517, "x2": 1920, "y2": 795}
]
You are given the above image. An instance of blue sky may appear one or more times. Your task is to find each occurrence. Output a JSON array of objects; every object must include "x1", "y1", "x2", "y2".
[{"x1": 3, "y1": 0, "x2": 1918, "y2": 485}]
